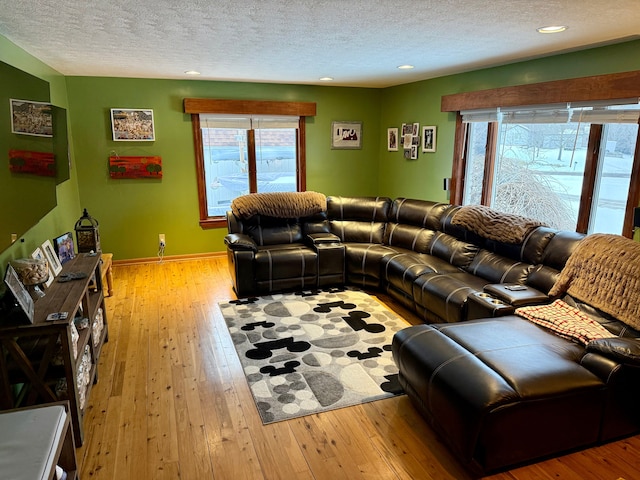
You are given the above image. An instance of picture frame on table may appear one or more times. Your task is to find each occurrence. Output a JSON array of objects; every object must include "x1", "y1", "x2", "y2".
[
  {"x1": 31, "y1": 247, "x2": 54, "y2": 288},
  {"x1": 41, "y1": 239, "x2": 63, "y2": 276},
  {"x1": 422, "y1": 126, "x2": 437, "y2": 153},
  {"x1": 4, "y1": 264, "x2": 34, "y2": 323},
  {"x1": 110, "y1": 108, "x2": 155, "y2": 141},
  {"x1": 53, "y1": 232, "x2": 75, "y2": 265},
  {"x1": 331, "y1": 121, "x2": 362, "y2": 149}
]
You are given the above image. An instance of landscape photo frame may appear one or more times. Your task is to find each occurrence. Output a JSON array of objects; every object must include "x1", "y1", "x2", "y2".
[
  {"x1": 10, "y1": 98, "x2": 53, "y2": 137},
  {"x1": 110, "y1": 108, "x2": 155, "y2": 141}
]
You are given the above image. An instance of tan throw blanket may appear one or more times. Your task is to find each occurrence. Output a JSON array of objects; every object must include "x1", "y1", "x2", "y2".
[
  {"x1": 549, "y1": 233, "x2": 640, "y2": 330},
  {"x1": 516, "y1": 299, "x2": 613, "y2": 346},
  {"x1": 231, "y1": 191, "x2": 327, "y2": 219},
  {"x1": 451, "y1": 205, "x2": 546, "y2": 244}
]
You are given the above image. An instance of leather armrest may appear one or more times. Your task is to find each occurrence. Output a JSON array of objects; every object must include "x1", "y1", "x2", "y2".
[
  {"x1": 224, "y1": 233, "x2": 257, "y2": 252},
  {"x1": 586, "y1": 337, "x2": 640, "y2": 367},
  {"x1": 306, "y1": 233, "x2": 341, "y2": 245},
  {"x1": 483, "y1": 283, "x2": 549, "y2": 307}
]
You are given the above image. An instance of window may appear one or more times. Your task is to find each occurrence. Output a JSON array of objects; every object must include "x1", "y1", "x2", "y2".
[
  {"x1": 184, "y1": 99, "x2": 316, "y2": 228},
  {"x1": 460, "y1": 102, "x2": 640, "y2": 234},
  {"x1": 443, "y1": 71, "x2": 640, "y2": 237},
  {"x1": 200, "y1": 115, "x2": 299, "y2": 218}
]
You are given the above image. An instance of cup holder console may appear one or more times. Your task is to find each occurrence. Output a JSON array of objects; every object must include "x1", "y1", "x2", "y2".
[{"x1": 467, "y1": 291, "x2": 514, "y2": 320}]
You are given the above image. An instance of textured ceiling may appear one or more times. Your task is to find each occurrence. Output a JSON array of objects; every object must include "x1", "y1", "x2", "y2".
[{"x1": 0, "y1": 0, "x2": 639, "y2": 87}]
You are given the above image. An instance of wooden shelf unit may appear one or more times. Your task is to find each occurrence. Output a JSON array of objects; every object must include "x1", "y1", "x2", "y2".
[{"x1": 0, "y1": 253, "x2": 109, "y2": 447}]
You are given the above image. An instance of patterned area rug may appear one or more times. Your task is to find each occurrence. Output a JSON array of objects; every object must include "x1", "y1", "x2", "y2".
[{"x1": 219, "y1": 287, "x2": 407, "y2": 424}]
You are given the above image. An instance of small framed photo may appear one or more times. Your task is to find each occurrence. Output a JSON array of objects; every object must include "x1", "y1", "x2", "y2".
[
  {"x1": 331, "y1": 121, "x2": 362, "y2": 149},
  {"x1": 54, "y1": 232, "x2": 75, "y2": 265},
  {"x1": 32, "y1": 247, "x2": 54, "y2": 288},
  {"x1": 111, "y1": 108, "x2": 155, "y2": 141},
  {"x1": 4, "y1": 264, "x2": 34, "y2": 323},
  {"x1": 422, "y1": 126, "x2": 437, "y2": 153},
  {"x1": 42, "y1": 239, "x2": 63, "y2": 276},
  {"x1": 387, "y1": 128, "x2": 398, "y2": 151},
  {"x1": 10, "y1": 99, "x2": 53, "y2": 137}
]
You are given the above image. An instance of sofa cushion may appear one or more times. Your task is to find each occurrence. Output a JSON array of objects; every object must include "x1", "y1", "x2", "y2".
[
  {"x1": 254, "y1": 244, "x2": 317, "y2": 283},
  {"x1": 381, "y1": 252, "x2": 438, "y2": 296},
  {"x1": 388, "y1": 198, "x2": 453, "y2": 230},
  {"x1": 327, "y1": 196, "x2": 391, "y2": 244},
  {"x1": 243, "y1": 216, "x2": 304, "y2": 245},
  {"x1": 412, "y1": 272, "x2": 487, "y2": 323},
  {"x1": 587, "y1": 338, "x2": 640, "y2": 366},
  {"x1": 427, "y1": 232, "x2": 479, "y2": 269},
  {"x1": 466, "y1": 250, "x2": 533, "y2": 284},
  {"x1": 342, "y1": 243, "x2": 398, "y2": 288},
  {"x1": 384, "y1": 223, "x2": 436, "y2": 253}
]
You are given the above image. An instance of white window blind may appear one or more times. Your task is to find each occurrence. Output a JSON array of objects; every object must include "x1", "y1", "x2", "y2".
[
  {"x1": 461, "y1": 98, "x2": 640, "y2": 124},
  {"x1": 200, "y1": 114, "x2": 299, "y2": 129}
]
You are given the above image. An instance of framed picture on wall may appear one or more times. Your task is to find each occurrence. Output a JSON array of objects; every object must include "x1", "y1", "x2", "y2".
[
  {"x1": 110, "y1": 108, "x2": 155, "y2": 141},
  {"x1": 422, "y1": 126, "x2": 436, "y2": 153},
  {"x1": 331, "y1": 121, "x2": 362, "y2": 149},
  {"x1": 10, "y1": 99, "x2": 53, "y2": 137},
  {"x1": 387, "y1": 128, "x2": 398, "y2": 151}
]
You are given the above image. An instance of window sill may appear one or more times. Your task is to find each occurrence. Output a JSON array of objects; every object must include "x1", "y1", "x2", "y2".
[{"x1": 199, "y1": 218, "x2": 228, "y2": 229}]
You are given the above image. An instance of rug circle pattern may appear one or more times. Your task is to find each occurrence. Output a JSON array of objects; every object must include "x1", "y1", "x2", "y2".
[{"x1": 219, "y1": 287, "x2": 407, "y2": 424}]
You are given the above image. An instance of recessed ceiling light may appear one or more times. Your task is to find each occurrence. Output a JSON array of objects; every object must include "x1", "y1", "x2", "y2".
[
  {"x1": 319, "y1": 76, "x2": 334, "y2": 81},
  {"x1": 184, "y1": 70, "x2": 201, "y2": 75},
  {"x1": 397, "y1": 64, "x2": 415, "y2": 70},
  {"x1": 537, "y1": 25, "x2": 568, "y2": 34}
]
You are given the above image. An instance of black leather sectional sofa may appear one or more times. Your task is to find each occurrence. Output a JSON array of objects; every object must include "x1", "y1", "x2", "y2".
[
  {"x1": 225, "y1": 195, "x2": 583, "y2": 322},
  {"x1": 224, "y1": 194, "x2": 640, "y2": 475}
]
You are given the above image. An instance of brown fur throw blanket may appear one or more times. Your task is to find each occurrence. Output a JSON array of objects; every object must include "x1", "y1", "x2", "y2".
[
  {"x1": 549, "y1": 234, "x2": 640, "y2": 330},
  {"x1": 231, "y1": 191, "x2": 327, "y2": 219},
  {"x1": 451, "y1": 205, "x2": 546, "y2": 244}
]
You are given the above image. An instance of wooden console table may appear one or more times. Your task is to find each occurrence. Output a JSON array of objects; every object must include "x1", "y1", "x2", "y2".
[{"x1": 0, "y1": 253, "x2": 109, "y2": 447}]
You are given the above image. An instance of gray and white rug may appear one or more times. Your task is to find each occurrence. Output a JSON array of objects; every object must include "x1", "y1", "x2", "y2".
[{"x1": 219, "y1": 287, "x2": 406, "y2": 424}]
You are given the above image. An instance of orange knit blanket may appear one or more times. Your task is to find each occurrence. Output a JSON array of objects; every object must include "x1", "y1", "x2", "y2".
[{"x1": 549, "y1": 233, "x2": 640, "y2": 330}]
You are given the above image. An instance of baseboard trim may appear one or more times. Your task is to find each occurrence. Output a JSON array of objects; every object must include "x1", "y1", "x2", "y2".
[{"x1": 113, "y1": 251, "x2": 226, "y2": 266}]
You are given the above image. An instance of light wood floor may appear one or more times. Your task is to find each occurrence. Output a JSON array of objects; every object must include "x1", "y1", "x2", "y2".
[{"x1": 76, "y1": 256, "x2": 640, "y2": 480}]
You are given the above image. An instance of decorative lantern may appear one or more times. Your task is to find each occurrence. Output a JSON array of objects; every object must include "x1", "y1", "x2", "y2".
[{"x1": 75, "y1": 208, "x2": 101, "y2": 253}]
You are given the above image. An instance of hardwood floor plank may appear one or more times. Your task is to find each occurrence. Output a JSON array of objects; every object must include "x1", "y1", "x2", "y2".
[{"x1": 76, "y1": 257, "x2": 640, "y2": 480}]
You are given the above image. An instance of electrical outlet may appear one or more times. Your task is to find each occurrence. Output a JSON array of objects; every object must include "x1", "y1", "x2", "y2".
[{"x1": 159, "y1": 233, "x2": 166, "y2": 247}]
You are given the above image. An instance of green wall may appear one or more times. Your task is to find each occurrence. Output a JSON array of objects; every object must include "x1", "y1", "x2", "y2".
[
  {"x1": 377, "y1": 39, "x2": 640, "y2": 201},
  {"x1": 3, "y1": 34, "x2": 640, "y2": 264},
  {"x1": 65, "y1": 78, "x2": 381, "y2": 259},
  {"x1": 0, "y1": 36, "x2": 82, "y2": 288}
]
